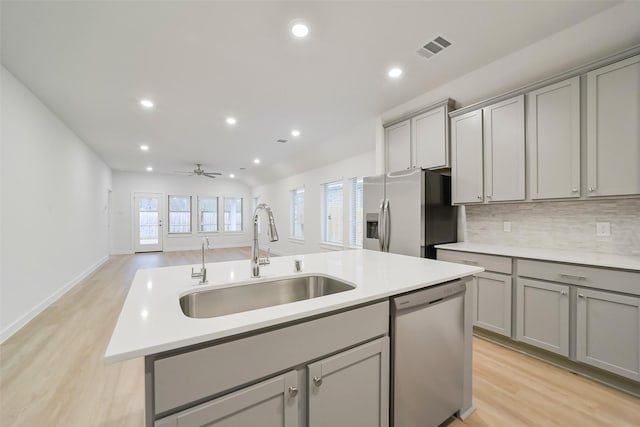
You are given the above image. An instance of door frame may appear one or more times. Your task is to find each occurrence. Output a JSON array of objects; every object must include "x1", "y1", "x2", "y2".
[{"x1": 133, "y1": 192, "x2": 164, "y2": 253}]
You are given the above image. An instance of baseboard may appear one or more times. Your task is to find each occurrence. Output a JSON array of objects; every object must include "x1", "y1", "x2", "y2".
[
  {"x1": 110, "y1": 249, "x2": 134, "y2": 255},
  {"x1": 0, "y1": 255, "x2": 109, "y2": 344}
]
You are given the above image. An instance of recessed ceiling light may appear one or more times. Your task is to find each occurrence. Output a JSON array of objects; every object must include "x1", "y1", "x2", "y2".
[
  {"x1": 226, "y1": 117, "x2": 237, "y2": 125},
  {"x1": 291, "y1": 129, "x2": 301, "y2": 137},
  {"x1": 229, "y1": 173, "x2": 235, "y2": 178},
  {"x1": 388, "y1": 67, "x2": 403, "y2": 78},
  {"x1": 140, "y1": 99, "x2": 154, "y2": 108},
  {"x1": 146, "y1": 166, "x2": 153, "y2": 172},
  {"x1": 291, "y1": 23, "x2": 309, "y2": 38},
  {"x1": 140, "y1": 144, "x2": 149, "y2": 151},
  {"x1": 253, "y1": 158, "x2": 260, "y2": 164}
]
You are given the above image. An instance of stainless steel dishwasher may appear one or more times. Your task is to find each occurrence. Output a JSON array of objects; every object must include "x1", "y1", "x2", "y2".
[{"x1": 391, "y1": 278, "x2": 468, "y2": 427}]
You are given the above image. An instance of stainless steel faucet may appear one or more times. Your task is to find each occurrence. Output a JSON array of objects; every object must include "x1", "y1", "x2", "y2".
[
  {"x1": 191, "y1": 237, "x2": 210, "y2": 284},
  {"x1": 252, "y1": 203, "x2": 279, "y2": 278}
]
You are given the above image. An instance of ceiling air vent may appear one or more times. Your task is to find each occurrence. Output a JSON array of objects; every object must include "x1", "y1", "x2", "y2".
[{"x1": 417, "y1": 36, "x2": 452, "y2": 59}]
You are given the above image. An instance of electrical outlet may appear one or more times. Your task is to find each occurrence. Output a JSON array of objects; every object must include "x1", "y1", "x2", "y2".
[
  {"x1": 503, "y1": 221, "x2": 512, "y2": 233},
  {"x1": 596, "y1": 222, "x2": 611, "y2": 237}
]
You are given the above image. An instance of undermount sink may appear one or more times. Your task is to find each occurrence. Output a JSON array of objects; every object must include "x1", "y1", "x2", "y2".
[{"x1": 180, "y1": 275, "x2": 355, "y2": 319}]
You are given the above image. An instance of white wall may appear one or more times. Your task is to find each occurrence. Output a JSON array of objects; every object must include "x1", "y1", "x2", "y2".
[
  {"x1": 110, "y1": 172, "x2": 253, "y2": 253},
  {"x1": 0, "y1": 65, "x2": 112, "y2": 343},
  {"x1": 252, "y1": 151, "x2": 375, "y2": 256}
]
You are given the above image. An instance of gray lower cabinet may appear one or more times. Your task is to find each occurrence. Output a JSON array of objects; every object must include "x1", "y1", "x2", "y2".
[
  {"x1": 307, "y1": 338, "x2": 389, "y2": 427},
  {"x1": 155, "y1": 371, "x2": 299, "y2": 427},
  {"x1": 516, "y1": 278, "x2": 569, "y2": 357},
  {"x1": 473, "y1": 272, "x2": 512, "y2": 337},
  {"x1": 576, "y1": 288, "x2": 640, "y2": 381}
]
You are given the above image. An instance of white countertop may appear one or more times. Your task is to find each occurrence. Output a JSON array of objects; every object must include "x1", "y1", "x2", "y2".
[
  {"x1": 435, "y1": 243, "x2": 640, "y2": 271},
  {"x1": 104, "y1": 250, "x2": 482, "y2": 363}
]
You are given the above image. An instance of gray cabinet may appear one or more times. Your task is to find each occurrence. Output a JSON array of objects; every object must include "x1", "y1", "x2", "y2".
[
  {"x1": 412, "y1": 105, "x2": 449, "y2": 169},
  {"x1": 586, "y1": 55, "x2": 640, "y2": 197},
  {"x1": 516, "y1": 278, "x2": 569, "y2": 357},
  {"x1": 473, "y1": 272, "x2": 512, "y2": 337},
  {"x1": 576, "y1": 288, "x2": 640, "y2": 381},
  {"x1": 451, "y1": 109, "x2": 484, "y2": 204},
  {"x1": 385, "y1": 119, "x2": 411, "y2": 173},
  {"x1": 385, "y1": 99, "x2": 454, "y2": 173},
  {"x1": 308, "y1": 338, "x2": 389, "y2": 427},
  {"x1": 482, "y1": 95, "x2": 525, "y2": 202},
  {"x1": 527, "y1": 77, "x2": 581, "y2": 199},
  {"x1": 155, "y1": 371, "x2": 299, "y2": 427}
]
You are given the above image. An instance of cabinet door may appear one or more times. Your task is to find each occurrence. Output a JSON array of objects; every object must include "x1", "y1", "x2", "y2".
[
  {"x1": 413, "y1": 105, "x2": 448, "y2": 169},
  {"x1": 516, "y1": 278, "x2": 569, "y2": 356},
  {"x1": 307, "y1": 338, "x2": 389, "y2": 427},
  {"x1": 483, "y1": 95, "x2": 525, "y2": 202},
  {"x1": 472, "y1": 272, "x2": 512, "y2": 337},
  {"x1": 586, "y1": 55, "x2": 640, "y2": 197},
  {"x1": 451, "y1": 109, "x2": 484, "y2": 204},
  {"x1": 527, "y1": 77, "x2": 580, "y2": 199},
  {"x1": 576, "y1": 288, "x2": 640, "y2": 381},
  {"x1": 155, "y1": 371, "x2": 299, "y2": 427},
  {"x1": 385, "y1": 120, "x2": 411, "y2": 173}
]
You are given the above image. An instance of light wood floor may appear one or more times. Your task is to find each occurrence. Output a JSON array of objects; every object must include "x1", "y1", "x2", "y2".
[{"x1": 1, "y1": 248, "x2": 638, "y2": 426}]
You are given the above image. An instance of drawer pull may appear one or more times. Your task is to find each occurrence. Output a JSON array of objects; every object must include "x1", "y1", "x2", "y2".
[
  {"x1": 559, "y1": 273, "x2": 587, "y2": 281},
  {"x1": 462, "y1": 260, "x2": 479, "y2": 266},
  {"x1": 560, "y1": 290, "x2": 567, "y2": 295},
  {"x1": 578, "y1": 294, "x2": 585, "y2": 298}
]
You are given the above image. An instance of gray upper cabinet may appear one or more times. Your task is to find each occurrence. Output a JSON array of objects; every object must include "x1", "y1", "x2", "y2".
[
  {"x1": 307, "y1": 338, "x2": 389, "y2": 427},
  {"x1": 385, "y1": 99, "x2": 454, "y2": 173},
  {"x1": 586, "y1": 55, "x2": 640, "y2": 197},
  {"x1": 516, "y1": 278, "x2": 569, "y2": 357},
  {"x1": 527, "y1": 77, "x2": 581, "y2": 199},
  {"x1": 482, "y1": 95, "x2": 525, "y2": 202},
  {"x1": 155, "y1": 371, "x2": 299, "y2": 427},
  {"x1": 451, "y1": 109, "x2": 484, "y2": 204},
  {"x1": 385, "y1": 119, "x2": 411, "y2": 173},
  {"x1": 412, "y1": 105, "x2": 448, "y2": 169},
  {"x1": 576, "y1": 288, "x2": 640, "y2": 381}
]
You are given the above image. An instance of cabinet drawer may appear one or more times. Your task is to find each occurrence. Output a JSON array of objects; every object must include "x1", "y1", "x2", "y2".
[
  {"x1": 153, "y1": 302, "x2": 389, "y2": 415},
  {"x1": 438, "y1": 250, "x2": 512, "y2": 274},
  {"x1": 517, "y1": 259, "x2": 640, "y2": 295}
]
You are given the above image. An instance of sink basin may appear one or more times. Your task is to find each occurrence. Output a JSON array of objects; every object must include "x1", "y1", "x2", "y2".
[{"x1": 180, "y1": 275, "x2": 355, "y2": 319}]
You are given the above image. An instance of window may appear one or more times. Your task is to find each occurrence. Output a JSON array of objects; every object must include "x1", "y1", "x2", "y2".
[
  {"x1": 322, "y1": 180, "x2": 343, "y2": 244},
  {"x1": 198, "y1": 196, "x2": 218, "y2": 232},
  {"x1": 223, "y1": 197, "x2": 243, "y2": 232},
  {"x1": 350, "y1": 177, "x2": 364, "y2": 247},
  {"x1": 290, "y1": 188, "x2": 305, "y2": 239},
  {"x1": 168, "y1": 195, "x2": 191, "y2": 234}
]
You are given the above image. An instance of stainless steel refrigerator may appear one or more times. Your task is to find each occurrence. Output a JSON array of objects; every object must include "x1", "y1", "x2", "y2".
[{"x1": 363, "y1": 168, "x2": 457, "y2": 258}]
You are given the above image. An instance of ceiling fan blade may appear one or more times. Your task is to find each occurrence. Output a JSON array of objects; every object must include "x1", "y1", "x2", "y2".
[
  {"x1": 204, "y1": 172, "x2": 222, "y2": 176},
  {"x1": 203, "y1": 173, "x2": 218, "y2": 179}
]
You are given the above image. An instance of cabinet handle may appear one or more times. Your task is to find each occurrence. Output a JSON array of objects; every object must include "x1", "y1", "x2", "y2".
[
  {"x1": 288, "y1": 386, "x2": 298, "y2": 397},
  {"x1": 559, "y1": 273, "x2": 587, "y2": 281},
  {"x1": 578, "y1": 294, "x2": 585, "y2": 298},
  {"x1": 486, "y1": 195, "x2": 492, "y2": 199},
  {"x1": 560, "y1": 290, "x2": 567, "y2": 295},
  {"x1": 588, "y1": 187, "x2": 596, "y2": 192},
  {"x1": 313, "y1": 376, "x2": 323, "y2": 387},
  {"x1": 571, "y1": 188, "x2": 578, "y2": 193},
  {"x1": 462, "y1": 260, "x2": 479, "y2": 265},
  {"x1": 477, "y1": 195, "x2": 482, "y2": 200}
]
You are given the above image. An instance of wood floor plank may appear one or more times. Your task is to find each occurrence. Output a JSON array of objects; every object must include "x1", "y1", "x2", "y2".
[{"x1": 1, "y1": 248, "x2": 638, "y2": 426}]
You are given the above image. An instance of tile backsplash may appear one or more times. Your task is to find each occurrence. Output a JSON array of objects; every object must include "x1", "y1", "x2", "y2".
[{"x1": 463, "y1": 198, "x2": 640, "y2": 256}]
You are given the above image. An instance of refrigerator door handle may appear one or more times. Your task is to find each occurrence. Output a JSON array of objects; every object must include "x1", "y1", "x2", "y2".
[
  {"x1": 378, "y1": 199, "x2": 385, "y2": 251},
  {"x1": 383, "y1": 199, "x2": 390, "y2": 252}
]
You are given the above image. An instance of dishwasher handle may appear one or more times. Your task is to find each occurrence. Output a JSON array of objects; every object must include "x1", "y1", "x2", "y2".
[{"x1": 393, "y1": 278, "x2": 468, "y2": 311}]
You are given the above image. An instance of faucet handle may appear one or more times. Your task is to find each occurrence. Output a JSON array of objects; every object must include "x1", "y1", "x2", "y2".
[{"x1": 191, "y1": 267, "x2": 201, "y2": 278}]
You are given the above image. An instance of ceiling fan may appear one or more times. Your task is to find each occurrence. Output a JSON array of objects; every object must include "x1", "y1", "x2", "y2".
[{"x1": 173, "y1": 164, "x2": 222, "y2": 179}]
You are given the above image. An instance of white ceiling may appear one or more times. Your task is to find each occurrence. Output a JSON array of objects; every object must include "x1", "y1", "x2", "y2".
[{"x1": 1, "y1": 0, "x2": 619, "y2": 186}]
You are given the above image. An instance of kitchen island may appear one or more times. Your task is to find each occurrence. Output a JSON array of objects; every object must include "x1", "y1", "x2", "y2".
[{"x1": 105, "y1": 249, "x2": 482, "y2": 426}]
